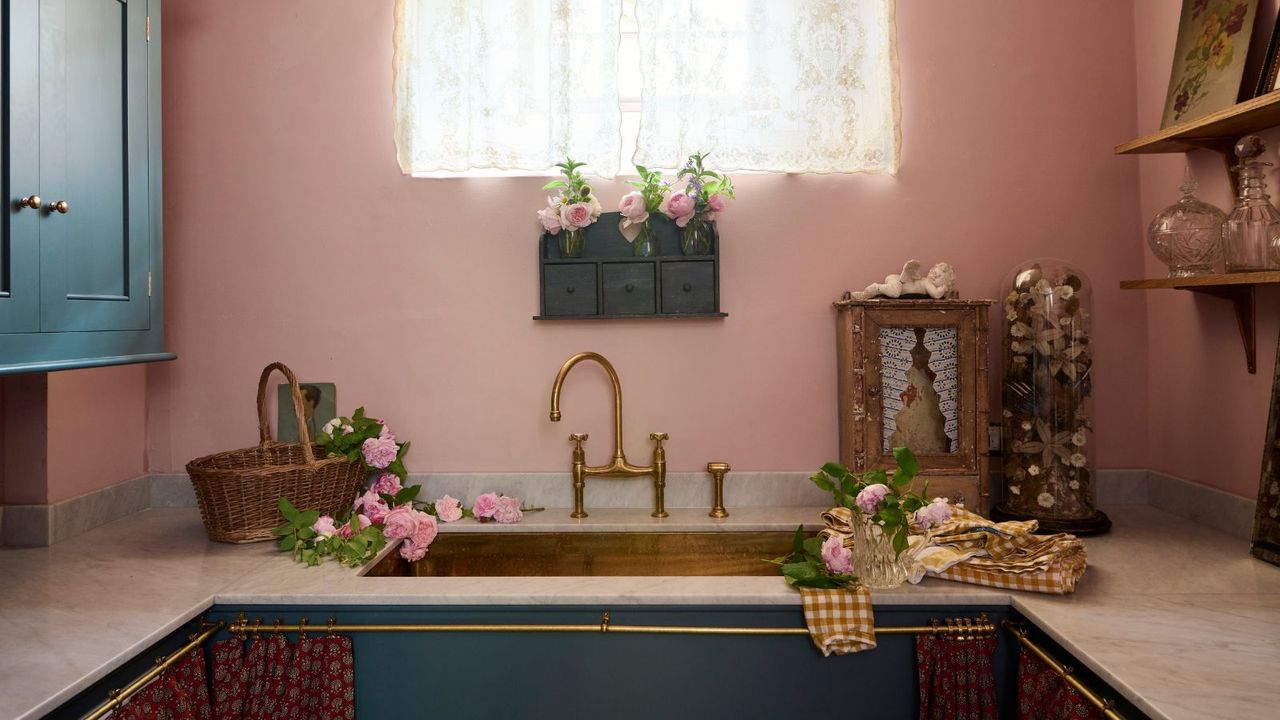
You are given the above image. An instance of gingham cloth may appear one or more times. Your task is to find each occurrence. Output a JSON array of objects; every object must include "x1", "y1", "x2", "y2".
[
  {"x1": 799, "y1": 586, "x2": 877, "y2": 656},
  {"x1": 907, "y1": 507, "x2": 1087, "y2": 595}
]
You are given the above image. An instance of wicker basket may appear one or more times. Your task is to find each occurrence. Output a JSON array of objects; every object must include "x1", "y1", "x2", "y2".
[{"x1": 187, "y1": 362, "x2": 366, "y2": 543}]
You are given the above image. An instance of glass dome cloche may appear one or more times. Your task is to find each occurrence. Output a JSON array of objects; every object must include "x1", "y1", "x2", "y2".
[
  {"x1": 1146, "y1": 166, "x2": 1226, "y2": 278},
  {"x1": 994, "y1": 258, "x2": 1110, "y2": 535}
]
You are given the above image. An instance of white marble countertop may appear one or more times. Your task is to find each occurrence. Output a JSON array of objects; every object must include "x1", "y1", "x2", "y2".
[{"x1": 1, "y1": 505, "x2": 1277, "y2": 720}]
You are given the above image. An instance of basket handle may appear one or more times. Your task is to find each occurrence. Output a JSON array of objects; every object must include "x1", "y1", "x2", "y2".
[{"x1": 256, "y1": 362, "x2": 317, "y2": 466}]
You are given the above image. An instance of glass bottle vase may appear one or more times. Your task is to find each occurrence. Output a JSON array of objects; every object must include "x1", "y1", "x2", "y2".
[
  {"x1": 849, "y1": 514, "x2": 911, "y2": 589},
  {"x1": 633, "y1": 220, "x2": 660, "y2": 257},
  {"x1": 1223, "y1": 135, "x2": 1280, "y2": 272},
  {"x1": 681, "y1": 218, "x2": 713, "y2": 256},
  {"x1": 1146, "y1": 167, "x2": 1226, "y2": 278},
  {"x1": 559, "y1": 229, "x2": 583, "y2": 259}
]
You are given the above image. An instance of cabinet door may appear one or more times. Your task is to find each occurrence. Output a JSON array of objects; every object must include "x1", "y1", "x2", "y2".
[
  {"x1": 39, "y1": 0, "x2": 150, "y2": 332},
  {"x1": 0, "y1": 0, "x2": 41, "y2": 334}
]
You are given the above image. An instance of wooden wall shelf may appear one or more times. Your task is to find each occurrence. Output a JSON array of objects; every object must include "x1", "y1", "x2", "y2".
[
  {"x1": 1115, "y1": 92, "x2": 1280, "y2": 156},
  {"x1": 1120, "y1": 271, "x2": 1280, "y2": 373}
]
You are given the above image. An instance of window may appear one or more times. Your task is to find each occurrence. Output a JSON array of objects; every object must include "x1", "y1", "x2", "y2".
[{"x1": 392, "y1": 0, "x2": 898, "y2": 177}]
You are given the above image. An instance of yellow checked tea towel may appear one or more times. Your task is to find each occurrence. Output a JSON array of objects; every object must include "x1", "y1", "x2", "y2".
[{"x1": 799, "y1": 586, "x2": 876, "y2": 656}]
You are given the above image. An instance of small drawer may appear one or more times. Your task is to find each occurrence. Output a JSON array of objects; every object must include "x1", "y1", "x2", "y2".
[
  {"x1": 602, "y1": 263, "x2": 656, "y2": 315},
  {"x1": 542, "y1": 264, "x2": 597, "y2": 316},
  {"x1": 661, "y1": 261, "x2": 716, "y2": 314}
]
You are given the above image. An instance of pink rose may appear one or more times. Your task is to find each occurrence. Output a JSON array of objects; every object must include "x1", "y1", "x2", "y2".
[
  {"x1": 312, "y1": 515, "x2": 338, "y2": 538},
  {"x1": 337, "y1": 521, "x2": 354, "y2": 539},
  {"x1": 665, "y1": 193, "x2": 696, "y2": 227},
  {"x1": 361, "y1": 436, "x2": 398, "y2": 469},
  {"x1": 855, "y1": 483, "x2": 891, "y2": 514},
  {"x1": 821, "y1": 536, "x2": 854, "y2": 575},
  {"x1": 559, "y1": 202, "x2": 592, "y2": 231},
  {"x1": 377, "y1": 422, "x2": 395, "y2": 442},
  {"x1": 493, "y1": 495, "x2": 523, "y2": 524},
  {"x1": 382, "y1": 505, "x2": 417, "y2": 540},
  {"x1": 353, "y1": 490, "x2": 390, "y2": 524},
  {"x1": 472, "y1": 492, "x2": 500, "y2": 520},
  {"x1": 537, "y1": 205, "x2": 562, "y2": 235},
  {"x1": 435, "y1": 495, "x2": 463, "y2": 523},
  {"x1": 618, "y1": 191, "x2": 649, "y2": 228},
  {"x1": 397, "y1": 510, "x2": 438, "y2": 561},
  {"x1": 914, "y1": 498, "x2": 953, "y2": 530},
  {"x1": 400, "y1": 538, "x2": 428, "y2": 562},
  {"x1": 371, "y1": 473, "x2": 401, "y2": 497},
  {"x1": 706, "y1": 194, "x2": 726, "y2": 213}
]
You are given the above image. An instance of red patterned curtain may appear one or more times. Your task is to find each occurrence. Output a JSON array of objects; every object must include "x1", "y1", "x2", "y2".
[
  {"x1": 211, "y1": 635, "x2": 356, "y2": 720},
  {"x1": 1016, "y1": 646, "x2": 1102, "y2": 720},
  {"x1": 114, "y1": 652, "x2": 212, "y2": 720},
  {"x1": 915, "y1": 635, "x2": 999, "y2": 720}
]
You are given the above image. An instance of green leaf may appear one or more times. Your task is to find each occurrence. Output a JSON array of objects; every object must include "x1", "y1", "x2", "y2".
[
  {"x1": 542, "y1": 179, "x2": 567, "y2": 189},
  {"x1": 863, "y1": 469, "x2": 888, "y2": 486},
  {"x1": 820, "y1": 462, "x2": 849, "y2": 478},
  {"x1": 278, "y1": 534, "x2": 296, "y2": 551},
  {"x1": 278, "y1": 497, "x2": 300, "y2": 522},
  {"x1": 802, "y1": 536, "x2": 825, "y2": 559},
  {"x1": 297, "y1": 527, "x2": 315, "y2": 540},
  {"x1": 792, "y1": 525, "x2": 805, "y2": 555},
  {"x1": 810, "y1": 472, "x2": 835, "y2": 492},
  {"x1": 892, "y1": 527, "x2": 909, "y2": 556},
  {"x1": 271, "y1": 522, "x2": 293, "y2": 537},
  {"x1": 298, "y1": 510, "x2": 320, "y2": 526},
  {"x1": 353, "y1": 407, "x2": 367, "y2": 420},
  {"x1": 891, "y1": 467, "x2": 911, "y2": 488},
  {"x1": 892, "y1": 447, "x2": 919, "y2": 479},
  {"x1": 781, "y1": 561, "x2": 821, "y2": 582},
  {"x1": 394, "y1": 485, "x2": 420, "y2": 505}
]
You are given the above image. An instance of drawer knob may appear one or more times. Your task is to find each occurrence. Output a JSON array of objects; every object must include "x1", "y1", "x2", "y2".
[
  {"x1": 47, "y1": 200, "x2": 69, "y2": 214},
  {"x1": 682, "y1": 283, "x2": 692, "y2": 292},
  {"x1": 566, "y1": 286, "x2": 575, "y2": 294},
  {"x1": 17, "y1": 195, "x2": 41, "y2": 210},
  {"x1": 625, "y1": 283, "x2": 635, "y2": 292}
]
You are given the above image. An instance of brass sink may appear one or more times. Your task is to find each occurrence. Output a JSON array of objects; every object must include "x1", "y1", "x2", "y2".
[{"x1": 366, "y1": 531, "x2": 796, "y2": 577}]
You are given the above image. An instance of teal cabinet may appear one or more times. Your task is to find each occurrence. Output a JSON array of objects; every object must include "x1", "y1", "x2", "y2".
[{"x1": 0, "y1": 0, "x2": 171, "y2": 374}]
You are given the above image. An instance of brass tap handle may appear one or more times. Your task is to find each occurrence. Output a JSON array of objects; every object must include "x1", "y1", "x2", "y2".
[
  {"x1": 17, "y1": 195, "x2": 41, "y2": 210},
  {"x1": 650, "y1": 432, "x2": 668, "y2": 448},
  {"x1": 569, "y1": 433, "x2": 588, "y2": 448},
  {"x1": 707, "y1": 462, "x2": 731, "y2": 518}
]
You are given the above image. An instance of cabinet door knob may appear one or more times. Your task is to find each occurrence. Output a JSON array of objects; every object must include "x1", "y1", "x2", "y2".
[
  {"x1": 47, "y1": 200, "x2": 69, "y2": 214},
  {"x1": 625, "y1": 283, "x2": 635, "y2": 292},
  {"x1": 565, "y1": 286, "x2": 575, "y2": 294},
  {"x1": 682, "y1": 283, "x2": 693, "y2": 292},
  {"x1": 17, "y1": 195, "x2": 41, "y2": 210}
]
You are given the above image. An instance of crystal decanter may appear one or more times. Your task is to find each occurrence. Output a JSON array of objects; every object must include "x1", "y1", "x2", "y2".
[
  {"x1": 1146, "y1": 167, "x2": 1226, "y2": 278},
  {"x1": 1223, "y1": 135, "x2": 1280, "y2": 272}
]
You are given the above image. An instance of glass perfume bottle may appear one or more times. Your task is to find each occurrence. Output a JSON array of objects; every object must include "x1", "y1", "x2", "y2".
[
  {"x1": 1146, "y1": 166, "x2": 1226, "y2": 278},
  {"x1": 1223, "y1": 135, "x2": 1280, "y2": 272}
]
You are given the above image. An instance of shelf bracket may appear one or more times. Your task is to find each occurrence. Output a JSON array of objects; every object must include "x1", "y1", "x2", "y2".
[{"x1": 1182, "y1": 284, "x2": 1257, "y2": 373}]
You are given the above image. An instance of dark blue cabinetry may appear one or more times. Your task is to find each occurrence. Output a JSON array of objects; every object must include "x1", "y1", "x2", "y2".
[{"x1": 0, "y1": 0, "x2": 171, "y2": 374}]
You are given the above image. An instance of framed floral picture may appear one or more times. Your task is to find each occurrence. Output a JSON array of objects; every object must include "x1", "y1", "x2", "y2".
[
  {"x1": 1162, "y1": 0, "x2": 1260, "y2": 127},
  {"x1": 1251, "y1": 331, "x2": 1280, "y2": 567}
]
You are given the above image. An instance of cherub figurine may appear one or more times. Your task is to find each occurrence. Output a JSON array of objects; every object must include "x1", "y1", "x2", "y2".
[{"x1": 850, "y1": 260, "x2": 957, "y2": 300}]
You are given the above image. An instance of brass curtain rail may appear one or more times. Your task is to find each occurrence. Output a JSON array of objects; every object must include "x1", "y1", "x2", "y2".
[
  {"x1": 83, "y1": 620, "x2": 225, "y2": 720},
  {"x1": 1001, "y1": 620, "x2": 1126, "y2": 720},
  {"x1": 226, "y1": 611, "x2": 998, "y2": 639}
]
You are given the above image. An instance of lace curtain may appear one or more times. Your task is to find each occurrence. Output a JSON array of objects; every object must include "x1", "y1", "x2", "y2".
[
  {"x1": 393, "y1": 0, "x2": 898, "y2": 175},
  {"x1": 392, "y1": 0, "x2": 623, "y2": 175},
  {"x1": 633, "y1": 0, "x2": 898, "y2": 173}
]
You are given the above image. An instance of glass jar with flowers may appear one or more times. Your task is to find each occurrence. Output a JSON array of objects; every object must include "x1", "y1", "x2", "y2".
[
  {"x1": 994, "y1": 259, "x2": 1110, "y2": 535},
  {"x1": 619, "y1": 165, "x2": 670, "y2": 257},
  {"x1": 670, "y1": 151, "x2": 734, "y2": 256},
  {"x1": 536, "y1": 157, "x2": 602, "y2": 258},
  {"x1": 803, "y1": 448, "x2": 952, "y2": 589}
]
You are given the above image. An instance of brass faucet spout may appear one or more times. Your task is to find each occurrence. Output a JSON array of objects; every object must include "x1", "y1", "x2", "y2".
[{"x1": 549, "y1": 351, "x2": 625, "y2": 459}]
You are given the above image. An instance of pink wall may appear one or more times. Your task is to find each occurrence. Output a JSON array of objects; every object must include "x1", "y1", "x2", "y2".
[
  {"x1": 43, "y1": 366, "x2": 148, "y2": 503},
  {"x1": 145, "y1": 1, "x2": 1150, "y2": 476},
  {"x1": 1133, "y1": 0, "x2": 1280, "y2": 499}
]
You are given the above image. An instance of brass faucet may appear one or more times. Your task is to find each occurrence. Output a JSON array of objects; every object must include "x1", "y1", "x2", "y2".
[{"x1": 549, "y1": 352, "x2": 668, "y2": 518}]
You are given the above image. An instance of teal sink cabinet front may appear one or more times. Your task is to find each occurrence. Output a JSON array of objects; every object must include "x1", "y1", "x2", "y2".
[
  {"x1": 0, "y1": 0, "x2": 171, "y2": 374},
  {"x1": 201, "y1": 604, "x2": 1018, "y2": 719}
]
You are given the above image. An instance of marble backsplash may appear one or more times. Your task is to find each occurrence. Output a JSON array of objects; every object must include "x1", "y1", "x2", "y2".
[{"x1": 0, "y1": 467, "x2": 1259, "y2": 546}]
